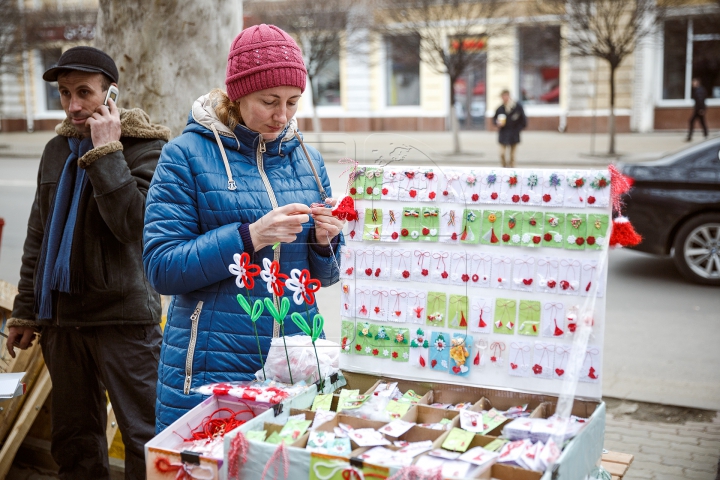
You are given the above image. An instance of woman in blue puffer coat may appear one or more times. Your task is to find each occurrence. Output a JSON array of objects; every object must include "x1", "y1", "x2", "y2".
[{"x1": 143, "y1": 24, "x2": 345, "y2": 432}]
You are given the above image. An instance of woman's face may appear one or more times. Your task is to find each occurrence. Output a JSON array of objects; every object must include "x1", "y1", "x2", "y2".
[{"x1": 238, "y1": 86, "x2": 302, "y2": 140}]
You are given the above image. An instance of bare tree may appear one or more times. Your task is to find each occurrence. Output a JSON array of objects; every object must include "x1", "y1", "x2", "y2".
[
  {"x1": 245, "y1": 0, "x2": 362, "y2": 139},
  {"x1": 375, "y1": 0, "x2": 507, "y2": 154},
  {"x1": 95, "y1": 0, "x2": 243, "y2": 137},
  {"x1": 537, "y1": 0, "x2": 673, "y2": 155}
]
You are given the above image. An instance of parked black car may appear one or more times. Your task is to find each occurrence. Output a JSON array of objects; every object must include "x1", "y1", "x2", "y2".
[{"x1": 619, "y1": 137, "x2": 720, "y2": 286}]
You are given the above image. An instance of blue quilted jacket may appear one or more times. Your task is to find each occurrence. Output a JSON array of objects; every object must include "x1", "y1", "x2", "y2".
[{"x1": 143, "y1": 94, "x2": 342, "y2": 432}]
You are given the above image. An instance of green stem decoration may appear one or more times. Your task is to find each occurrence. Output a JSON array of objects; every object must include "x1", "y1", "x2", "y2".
[
  {"x1": 264, "y1": 297, "x2": 293, "y2": 385},
  {"x1": 290, "y1": 311, "x2": 325, "y2": 390},
  {"x1": 236, "y1": 293, "x2": 265, "y2": 380}
]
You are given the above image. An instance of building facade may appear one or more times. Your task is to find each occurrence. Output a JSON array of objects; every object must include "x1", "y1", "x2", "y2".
[{"x1": 3, "y1": 0, "x2": 719, "y2": 133}]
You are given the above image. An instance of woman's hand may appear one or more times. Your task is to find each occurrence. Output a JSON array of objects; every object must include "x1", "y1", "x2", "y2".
[
  {"x1": 311, "y1": 198, "x2": 345, "y2": 246},
  {"x1": 249, "y1": 203, "x2": 310, "y2": 250}
]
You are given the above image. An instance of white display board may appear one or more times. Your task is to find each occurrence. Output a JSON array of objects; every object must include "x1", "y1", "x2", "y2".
[{"x1": 337, "y1": 166, "x2": 610, "y2": 400}]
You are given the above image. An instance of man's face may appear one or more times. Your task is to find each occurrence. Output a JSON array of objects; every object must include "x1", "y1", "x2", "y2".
[
  {"x1": 57, "y1": 71, "x2": 108, "y2": 136},
  {"x1": 692, "y1": 79, "x2": 700, "y2": 88},
  {"x1": 501, "y1": 92, "x2": 510, "y2": 104}
]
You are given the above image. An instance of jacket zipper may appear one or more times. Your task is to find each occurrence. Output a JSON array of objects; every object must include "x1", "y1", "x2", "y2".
[
  {"x1": 183, "y1": 300, "x2": 204, "y2": 394},
  {"x1": 255, "y1": 139, "x2": 284, "y2": 338}
]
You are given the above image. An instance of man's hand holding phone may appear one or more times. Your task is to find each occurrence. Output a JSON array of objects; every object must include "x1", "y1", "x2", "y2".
[{"x1": 87, "y1": 87, "x2": 121, "y2": 148}]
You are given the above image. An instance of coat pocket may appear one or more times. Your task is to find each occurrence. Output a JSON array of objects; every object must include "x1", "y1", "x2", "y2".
[{"x1": 183, "y1": 300, "x2": 204, "y2": 395}]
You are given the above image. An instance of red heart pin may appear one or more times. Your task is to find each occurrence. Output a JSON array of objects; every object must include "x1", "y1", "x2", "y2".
[
  {"x1": 547, "y1": 280, "x2": 557, "y2": 288},
  {"x1": 555, "y1": 368, "x2": 565, "y2": 376},
  {"x1": 510, "y1": 363, "x2": 518, "y2": 370},
  {"x1": 431, "y1": 359, "x2": 437, "y2": 368},
  {"x1": 491, "y1": 192, "x2": 498, "y2": 200},
  {"x1": 543, "y1": 194, "x2": 551, "y2": 202},
  {"x1": 523, "y1": 278, "x2": 533, "y2": 286}
]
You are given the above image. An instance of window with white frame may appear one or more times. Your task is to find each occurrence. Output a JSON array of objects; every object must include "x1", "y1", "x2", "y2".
[
  {"x1": 385, "y1": 34, "x2": 420, "y2": 106},
  {"x1": 663, "y1": 18, "x2": 720, "y2": 100},
  {"x1": 313, "y1": 52, "x2": 341, "y2": 106},
  {"x1": 42, "y1": 48, "x2": 63, "y2": 111},
  {"x1": 518, "y1": 26, "x2": 561, "y2": 105}
]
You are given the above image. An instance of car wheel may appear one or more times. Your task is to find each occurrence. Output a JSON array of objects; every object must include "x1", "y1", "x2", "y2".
[{"x1": 672, "y1": 213, "x2": 720, "y2": 286}]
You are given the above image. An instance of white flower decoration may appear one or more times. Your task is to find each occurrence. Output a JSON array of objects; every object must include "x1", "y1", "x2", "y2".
[
  {"x1": 373, "y1": 187, "x2": 380, "y2": 195},
  {"x1": 403, "y1": 352, "x2": 409, "y2": 359},
  {"x1": 430, "y1": 228, "x2": 437, "y2": 236},
  {"x1": 597, "y1": 236, "x2": 606, "y2": 246},
  {"x1": 228, "y1": 253, "x2": 247, "y2": 289},
  {"x1": 441, "y1": 360, "x2": 448, "y2": 369},
  {"x1": 521, "y1": 233, "x2": 531, "y2": 243},
  {"x1": 411, "y1": 230, "x2": 419, "y2": 239},
  {"x1": 383, "y1": 349, "x2": 389, "y2": 357},
  {"x1": 511, "y1": 234, "x2": 521, "y2": 243},
  {"x1": 567, "y1": 235, "x2": 577, "y2": 244},
  {"x1": 285, "y1": 268, "x2": 306, "y2": 305},
  {"x1": 259, "y1": 258, "x2": 277, "y2": 294},
  {"x1": 343, "y1": 344, "x2": 350, "y2": 351},
  {"x1": 554, "y1": 233, "x2": 563, "y2": 243},
  {"x1": 365, "y1": 346, "x2": 372, "y2": 354},
  {"x1": 500, "y1": 193, "x2": 509, "y2": 202}
]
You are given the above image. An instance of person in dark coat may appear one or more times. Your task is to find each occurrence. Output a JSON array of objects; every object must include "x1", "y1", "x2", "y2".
[
  {"x1": 493, "y1": 89, "x2": 527, "y2": 168},
  {"x1": 687, "y1": 78, "x2": 708, "y2": 141},
  {"x1": 6, "y1": 47, "x2": 170, "y2": 479}
]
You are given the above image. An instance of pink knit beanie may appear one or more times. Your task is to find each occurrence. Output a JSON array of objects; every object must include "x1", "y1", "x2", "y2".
[{"x1": 225, "y1": 24, "x2": 307, "y2": 101}]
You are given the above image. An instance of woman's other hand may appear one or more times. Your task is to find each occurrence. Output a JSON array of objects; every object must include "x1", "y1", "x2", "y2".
[
  {"x1": 249, "y1": 203, "x2": 310, "y2": 250},
  {"x1": 311, "y1": 198, "x2": 345, "y2": 246}
]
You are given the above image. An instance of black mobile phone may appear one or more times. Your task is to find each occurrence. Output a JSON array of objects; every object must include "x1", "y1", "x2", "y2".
[{"x1": 104, "y1": 85, "x2": 119, "y2": 106}]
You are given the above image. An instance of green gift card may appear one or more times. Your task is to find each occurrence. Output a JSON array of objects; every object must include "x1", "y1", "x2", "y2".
[
  {"x1": 340, "y1": 321, "x2": 354, "y2": 355},
  {"x1": 312, "y1": 394, "x2": 333, "y2": 412},
  {"x1": 502, "y1": 210, "x2": 523, "y2": 246},
  {"x1": 483, "y1": 438, "x2": 509, "y2": 452},
  {"x1": 337, "y1": 389, "x2": 359, "y2": 411},
  {"x1": 543, "y1": 212, "x2": 566, "y2": 248},
  {"x1": 309, "y1": 453, "x2": 387, "y2": 480},
  {"x1": 350, "y1": 170, "x2": 365, "y2": 200},
  {"x1": 586, "y1": 214, "x2": 610, "y2": 250},
  {"x1": 339, "y1": 394, "x2": 370, "y2": 410},
  {"x1": 460, "y1": 209, "x2": 481, "y2": 244},
  {"x1": 400, "y1": 207, "x2": 422, "y2": 241},
  {"x1": 363, "y1": 167, "x2": 383, "y2": 200},
  {"x1": 442, "y1": 427, "x2": 475, "y2": 453},
  {"x1": 518, "y1": 300, "x2": 541, "y2": 336},
  {"x1": 481, "y1": 410, "x2": 508, "y2": 435},
  {"x1": 402, "y1": 390, "x2": 423, "y2": 403},
  {"x1": 420, "y1": 207, "x2": 440, "y2": 242},
  {"x1": 371, "y1": 325, "x2": 394, "y2": 359},
  {"x1": 522, "y1": 211, "x2": 544, "y2": 247},
  {"x1": 385, "y1": 400, "x2": 412, "y2": 418},
  {"x1": 448, "y1": 294, "x2": 469, "y2": 330},
  {"x1": 493, "y1": 298, "x2": 517, "y2": 334},
  {"x1": 565, "y1": 213, "x2": 588, "y2": 250},
  {"x1": 426, "y1": 292, "x2": 447, "y2": 327},
  {"x1": 246, "y1": 430, "x2": 267, "y2": 442},
  {"x1": 279, "y1": 419, "x2": 312, "y2": 441},
  {"x1": 363, "y1": 208, "x2": 382, "y2": 241},
  {"x1": 391, "y1": 327, "x2": 410, "y2": 362},
  {"x1": 265, "y1": 431, "x2": 285, "y2": 444},
  {"x1": 355, "y1": 322, "x2": 375, "y2": 356},
  {"x1": 480, "y1": 210, "x2": 503, "y2": 245}
]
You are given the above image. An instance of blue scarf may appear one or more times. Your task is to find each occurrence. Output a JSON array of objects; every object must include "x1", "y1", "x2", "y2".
[{"x1": 35, "y1": 137, "x2": 93, "y2": 320}]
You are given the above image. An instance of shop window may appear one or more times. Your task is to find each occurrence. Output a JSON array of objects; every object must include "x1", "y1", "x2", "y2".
[
  {"x1": 386, "y1": 34, "x2": 420, "y2": 106},
  {"x1": 518, "y1": 26, "x2": 561, "y2": 105},
  {"x1": 42, "y1": 48, "x2": 62, "y2": 111},
  {"x1": 313, "y1": 52, "x2": 341, "y2": 106},
  {"x1": 663, "y1": 18, "x2": 720, "y2": 100}
]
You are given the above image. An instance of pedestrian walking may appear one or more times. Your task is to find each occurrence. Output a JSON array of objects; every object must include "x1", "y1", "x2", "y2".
[
  {"x1": 142, "y1": 24, "x2": 345, "y2": 433},
  {"x1": 5, "y1": 47, "x2": 170, "y2": 479},
  {"x1": 687, "y1": 78, "x2": 708, "y2": 141},
  {"x1": 493, "y1": 89, "x2": 527, "y2": 168}
]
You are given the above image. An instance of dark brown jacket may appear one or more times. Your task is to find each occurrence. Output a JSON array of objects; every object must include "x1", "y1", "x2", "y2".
[{"x1": 9, "y1": 109, "x2": 171, "y2": 328}]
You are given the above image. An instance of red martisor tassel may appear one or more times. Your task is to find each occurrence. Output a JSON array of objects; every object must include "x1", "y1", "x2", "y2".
[
  {"x1": 553, "y1": 319, "x2": 564, "y2": 336},
  {"x1": 478, "y1": 313, "x2": 487, "y2": 328},
  {"x1": 419, "y1": 356, "x2": 426, "y2": 367},
  {"x1": 473, "y1": 352, "x2": 480, "y2": 366},
  {"x1": 459, "y1": 311, "x2": 467, "y2": 327},
  {"x1": 460, "y1": 226, "x2": 468, "y2": 241},
  {"x1": 490, "y1": 227, "x2": 499, "y2": 244},
  {"x1": 609, "y1": 164, "x2": 631, "y2": 215},
  {"x1": 332, "y1": 196, "x2": 356, "y2": 221},
  {"x1": 610, "y1": 216, "x2": 642, "y2": 248}
]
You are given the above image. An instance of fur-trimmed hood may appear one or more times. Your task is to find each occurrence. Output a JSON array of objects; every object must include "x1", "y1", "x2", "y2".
[{"x1": 55, "y1": 108, "x2": 171, "y2": 142}]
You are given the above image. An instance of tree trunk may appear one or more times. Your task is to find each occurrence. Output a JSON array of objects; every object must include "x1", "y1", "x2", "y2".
[
  {"x1": 449, "y1": 77, "x2": 461, "y2": 154},
  {"x1": 95, "y1": 0, "x2": 243, "y2": 137},
  {"x1": 608, "y1": 64, "x2": 616, "y2": 155}
]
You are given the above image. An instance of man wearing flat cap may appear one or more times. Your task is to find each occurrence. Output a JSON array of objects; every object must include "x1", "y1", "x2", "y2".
[{"x1": 6, "y1": 46, "x2": 170, "y2": 479}]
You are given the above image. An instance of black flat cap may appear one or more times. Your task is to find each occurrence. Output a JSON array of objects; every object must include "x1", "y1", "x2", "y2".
[{"x1": 43, "y1": 46, "x2": 119, "y2": 83}]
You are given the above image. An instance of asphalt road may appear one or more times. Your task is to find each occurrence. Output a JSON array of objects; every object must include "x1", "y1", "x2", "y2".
[{"x1": 1, "y1": 153, "x2": 718, "y2": 411}]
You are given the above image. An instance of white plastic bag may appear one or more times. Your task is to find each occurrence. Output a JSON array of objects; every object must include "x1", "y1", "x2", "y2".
[{"x1": 256, "y1": 335, "x2": 340, "y2": 384}]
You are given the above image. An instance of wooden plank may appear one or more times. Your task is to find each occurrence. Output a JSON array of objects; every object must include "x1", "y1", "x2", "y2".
[
  {"x1": 0, "y1": 367, "x2": 52, "y2": 479},
  {"x1": 601, "y1": 460, "x2": 630, "y2": 477},
  {"x1": 0, "y1": 280, "x2": 18, "y2": 312},
  {"x1": 0, "y1": 346, "x2": 42, "y2": 443},
  {"x1": 602, "y1": 451, "x2": 634, "y2": 466},
  {"x1": 106, "y1": 403, "x2": 119, "y2": 448}
]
